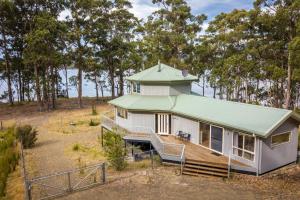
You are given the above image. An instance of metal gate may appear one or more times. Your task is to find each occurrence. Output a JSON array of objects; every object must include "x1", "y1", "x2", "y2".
[{"x1": 27, "y1": 163, "x2": 106, "y2": 200}]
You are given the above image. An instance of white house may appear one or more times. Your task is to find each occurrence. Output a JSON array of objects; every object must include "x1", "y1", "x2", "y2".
[{"x1": 103, "y1": 63, "x2": 300, "y2": 176}]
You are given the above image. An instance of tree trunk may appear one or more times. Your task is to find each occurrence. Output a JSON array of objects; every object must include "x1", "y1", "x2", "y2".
[
  {"x1": 213, "y1": 85, "x2": 216, "y2": 99},
  {"x1": 284, "y1": 52, "x2": 292, "y2": 109},
  {"x1": 109, "y1": 68, "x2": 115, "y2": 98},
  {"x1": 51, "y1": 66, "x2": 56, "y2": 109},
  {"x1": 2, "y1": 33, "x2": 13, "y2": 105},
  {"x1": 64, "y1": 65, "x2": 69, "y2": 98},
  {"x1": 94, "y1": 74, "x2": 99, "y2": 100},
  {"x1": 202, "y1": 75, "x2": 205, "y2": 96},
  {"x1": 18, "y1": 68, "x2": 23, "y2": 102},
  {"x1": 42, "y1": 68, "x2": 50, "y2": 110},
  {"x1": 78, "y1": 66, "x2": 83, "y2": 108},
  {"x1": 119, "y1": 73, "x2": 124, "y2": 96},
  {"x1": 34, "y1": 64, "x2": 43, "y2": 111}
]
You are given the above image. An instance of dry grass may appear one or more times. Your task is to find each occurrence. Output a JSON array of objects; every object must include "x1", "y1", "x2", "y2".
[
  {"x1": 66, "y1": 142, "x2": 106, "y2": 164},
  {"x1": 4, "y1": 165, "x2": 24, "y2": 200}
]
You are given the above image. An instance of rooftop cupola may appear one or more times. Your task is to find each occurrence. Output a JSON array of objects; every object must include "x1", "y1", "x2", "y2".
[
  {"x1": 126, "y1": 63, "x2": 198, "y2": 84},
  {"x1": 127, "y1": 63, "x2": 197, "y2": 96}
]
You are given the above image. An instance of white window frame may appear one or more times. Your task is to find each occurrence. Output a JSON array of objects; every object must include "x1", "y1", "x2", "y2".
[
  {"x1": 117, "y1": 107, "x2": 127, "y2": 119},
  {"x1": 131, "y1": 82, "x2": 140, "y2": 94},
  {"x1": 271, "y1": 131, "x2": 291, "y2": 147},
  {"x1": 232, "y1": 132, "x2": 256, "y2": 162},
  {"x1": 198, "y1": 121, "x2": 224, "y2": 155}
]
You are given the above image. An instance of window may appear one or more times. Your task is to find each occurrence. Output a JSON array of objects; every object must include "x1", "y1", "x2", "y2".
[
  {"x1": 132, "y1": 82, "x2": 140, "y2": 94},
  {"x1": 117, "y1": 107, "x2": 127, "y2": 119},
  {"x1": 199, "y1": 122, "x2": 210, "y2": 148},
  {"x1": 233, "y1": 132, "x2": 255, "y2": 161},
  {"x1": 271, "y1": 132, "x2": 290, "y2": 147}
]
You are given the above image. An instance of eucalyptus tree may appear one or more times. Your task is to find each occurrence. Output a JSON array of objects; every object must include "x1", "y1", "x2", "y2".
[
  {"x1": 0, "y1": 0, "x2": 17, "y2": 105},
  {"x1": 141, "y1": 0, "x2": 206, "y2": 69},
  {"x1": 67, "y1": 0, "x2": 97, "y2": 108},
  {"x1": 24, "y1": 12, "x2": 66, "y2": 110},
  {"x1": 254, "y1": 0, "x2": 300, "y2": 108}
]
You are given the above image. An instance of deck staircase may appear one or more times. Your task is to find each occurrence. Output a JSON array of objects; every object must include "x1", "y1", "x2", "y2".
[{"x1": 182, "y1": 159, "x2": 229, "y2": 178}]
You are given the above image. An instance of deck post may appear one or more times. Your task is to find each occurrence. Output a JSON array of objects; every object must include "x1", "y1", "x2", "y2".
[
  {"x1": 150, "y1": 150, "x2": 154, "y2": 169},
  {"x1": 102, "y1": 163, "x2": 106, "y2": 183}
]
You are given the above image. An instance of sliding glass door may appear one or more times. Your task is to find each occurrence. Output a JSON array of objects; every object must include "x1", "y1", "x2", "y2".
[{"x1": 199, "y1": 122, "x2": 210, "y2": 148}]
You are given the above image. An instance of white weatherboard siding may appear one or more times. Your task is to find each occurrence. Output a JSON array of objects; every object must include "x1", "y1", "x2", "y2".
[
  {"x1": 141, "y1": 85, "x2": 170, "y2": 96},
  {"x1": 169, "y1": 84, "x2": 191, "y2": 95},
  {"x1": 140, "y1": 84, "x2": 191, "y2": 96},
  {"x1": 115, "y1": 109, "x2": 132, "y2": 130},
  {"x1": 260, "y1": 118, "x2": 299, "y2": 174},
  {"x1": 115, "y1": 111, "x2": 155, "y2": 133},
  {"x1": 130, "y1": 112, "x2": 155, "y2": 132},
  {"x1": 171, "y1": 115, "x2": 199, "y2": 145}
]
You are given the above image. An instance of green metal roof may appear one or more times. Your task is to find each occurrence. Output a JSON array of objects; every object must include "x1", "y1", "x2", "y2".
[
  {"x1": 126, "y1": 63, "x2": 198, "y2": 83},
  {"x1": 109, "y1": 95, "x2": 176, "y2": 111},
  {"x1": 109, "y1": 94, "x2": 299, "y2": 137}
]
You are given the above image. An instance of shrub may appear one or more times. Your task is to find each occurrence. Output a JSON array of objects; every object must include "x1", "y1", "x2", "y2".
[
  {"x1": 91, "y1": 105, "x2": 97, "y2": 115},
  {"x1": 89, "y1": 119, "x2": 100, "y2": 126},
  {"x1": 103, "y1": 130, "x2": 127, "y2": 171},
  {"x1": 15, "y1": 125, "x2": 37, "y2": 149},
  {"x1": 73, "y1": 143, "x2": 80, "y2": 151},
  {"x1": 0, "y1": 127, "x2": 19, "y2": 197}
]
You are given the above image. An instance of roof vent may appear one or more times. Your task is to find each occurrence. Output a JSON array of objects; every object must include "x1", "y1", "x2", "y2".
[
  {"x1": 158, "y1": 60, "x2": 161, "y2": 72},
  {"x1": 182, "y1": 69, "x2": 188, "y2": 77}
]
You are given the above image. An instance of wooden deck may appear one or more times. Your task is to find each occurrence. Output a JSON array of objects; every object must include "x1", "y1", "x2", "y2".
[{"x1": 159, "y1": 135, "x2": 246, "y2": 166}]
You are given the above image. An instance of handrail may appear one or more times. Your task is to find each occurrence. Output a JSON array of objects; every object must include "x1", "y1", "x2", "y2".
[{"x1": 101, "y1": 114, "x2": 186, "y2": 163}]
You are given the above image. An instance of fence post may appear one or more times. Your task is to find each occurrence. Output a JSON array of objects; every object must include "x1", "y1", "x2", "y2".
[
  {"x1": 102, "y1": 163, "x2": 106, "y2": 183},
  {"x1": 67, "y1": 172, "x2": 72, "y2": 192},
  {"x1": 150, "y1": 150, "x2": 154, "y2": 169}
]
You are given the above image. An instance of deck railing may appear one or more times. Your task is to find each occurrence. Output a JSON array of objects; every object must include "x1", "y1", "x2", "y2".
[{"x1": 100, "y1": 114, "x2": 185, "y2": 168}]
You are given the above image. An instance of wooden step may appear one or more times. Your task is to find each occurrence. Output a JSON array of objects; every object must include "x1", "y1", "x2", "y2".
[
  {"x1": 185, "y1": 159, "x2": 228, "y2": 169},
  {"x1": 184, "y1": 164, "x2": 228, "y2": 173},
  {"x1": 183, "y1": 168, "x2": 228, "y2": 177}
]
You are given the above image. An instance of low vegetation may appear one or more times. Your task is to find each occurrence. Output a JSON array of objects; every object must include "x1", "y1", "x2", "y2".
[
  {"x1": 103, "y1": 130, "x2": 127, "y2": 171},
  {"x1": 0, "y1": 127, "x2": 19, "y2": 197},
  {"x1": 89, "y1": 119, "x2": 100, "y2": 126},
  {"x1": 15, "y1": 125, "x2": 37, "y2": 149}
]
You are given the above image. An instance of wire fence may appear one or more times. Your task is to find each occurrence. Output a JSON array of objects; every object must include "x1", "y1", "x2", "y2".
[{"x1": 19, "y1": 141, "x2": 106, "y2": 200}]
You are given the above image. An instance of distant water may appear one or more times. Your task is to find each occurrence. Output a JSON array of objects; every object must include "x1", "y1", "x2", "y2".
[{"x1": 0, "y1": 69, "x2": 214, "y2": 103}]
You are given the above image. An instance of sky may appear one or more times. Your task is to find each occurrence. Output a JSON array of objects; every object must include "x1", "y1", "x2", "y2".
[
  {"x1": 128, "y1": 0, "x2": 254, "y2": 31},
  {"x1": 59, "y1": 0, "x2": 255, "y2": 31}
]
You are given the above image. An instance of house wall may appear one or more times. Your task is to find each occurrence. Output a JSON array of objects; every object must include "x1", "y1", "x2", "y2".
[
  {"x1": 171, "y1": 115, "x2": 260, "y2": 170},
  {"x1": 259, "y1": 118, "x2": 299, "y2": 174},
  {"x1": 141, "y1": 85, "x2": 170, "y2": 95},
  {"x1": 169, "y1": 84, "x2": 191, "y2": 95},
  {"x1": 171, "y1": 115, "x2": 199, "y2": 146},
  {"x1": 115, "y1": 109, "x2": 155, "y2": 133},
  {"x1": 140, "y1": 83, "x2": 191, "y2": 96}
]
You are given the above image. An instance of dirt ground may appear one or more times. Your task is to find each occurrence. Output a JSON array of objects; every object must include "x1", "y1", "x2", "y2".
[{"x1": 1, "y1": 99, "x2": 300, "y2": 200}]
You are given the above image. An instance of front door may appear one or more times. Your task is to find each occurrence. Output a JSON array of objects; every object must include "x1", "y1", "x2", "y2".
[
  {"x1": 210, "y1": 126, "x2": 223, "y2": 153},
  {"x1": 156, "y1": 114, "x2": 169, "y2": 134}
]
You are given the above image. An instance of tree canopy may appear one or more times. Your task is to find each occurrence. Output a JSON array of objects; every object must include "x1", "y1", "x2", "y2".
[{"x1": 0, "y1": 0, "x2": 299, "y2": 110}]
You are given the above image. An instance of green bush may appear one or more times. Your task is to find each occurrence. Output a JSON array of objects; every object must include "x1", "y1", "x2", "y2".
[
  {"x1": 89, "y1": 119, "x2": 100, "y2": 126},
  {"x1": 72, "y1": 143, "x2": 80, "y2": 151},
  {"x1": 103, "y1": 130, "x2": 127, "y2": 171},
  {"x1": 0, "y1": 127, "x2": 19, "y2": 197},
  {"x1": 15, "y1": 125, "x2": 37, "y2": 149}
]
